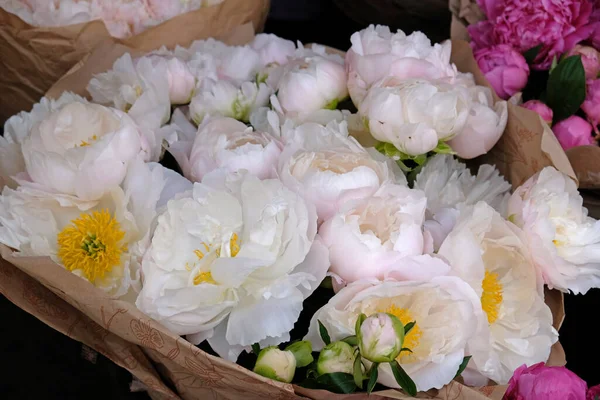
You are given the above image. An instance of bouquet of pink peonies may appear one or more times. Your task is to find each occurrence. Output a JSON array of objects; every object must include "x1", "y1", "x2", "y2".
[
  {"x1": 450, "y1": 0, "x2": 600, "y2": 189},
  {"x1": 1, "y1": 23, "x2": 595, "y2": 400}
]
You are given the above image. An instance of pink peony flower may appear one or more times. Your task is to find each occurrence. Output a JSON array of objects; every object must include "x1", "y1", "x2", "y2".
[
  {"x1": 471, "y1": 0, "x2": 594, "y2": 70},
  {"x1": 503, "y1": 363, "x2": 587, "y2": 400},
  {"x1": 552, "y1": 115, "x2": 595, "y2": 150},
  {"x1": 588, "y1": 385, "x2": 600, "y2": 400},
  {"x1": 582, "y1": 79, "x2": 600, "y2": 125},
  {"x1": 521, "y1": 100, "x2": 553, "y2": 124},
  {"x1": 568, "y1": 45, "x2": 600, "y2": 79},
  {"x1": 474, "y1": 45, "x2": 529, "y2": 99}
]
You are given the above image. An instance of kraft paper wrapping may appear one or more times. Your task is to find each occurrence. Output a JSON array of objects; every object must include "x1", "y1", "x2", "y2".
[
  {"x1": 0, "y1": 38, "x2": 568, "y2": 399},
  {"x1": 0, "y1": 0, "x2": 270, "y2": 125}
]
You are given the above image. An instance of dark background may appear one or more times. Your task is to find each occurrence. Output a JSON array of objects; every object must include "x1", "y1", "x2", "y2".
[{"x1": 1, "y1": 1, "x2": 598, "y2": 399}]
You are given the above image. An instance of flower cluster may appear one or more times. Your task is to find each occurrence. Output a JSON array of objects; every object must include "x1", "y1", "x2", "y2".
[
  {"x1": 1, "y1": 0, "x2": 225, "y2": 38},
  {"x1": 347, "y1": 25, "x2": 508, "y2": 161},
  {"x1": 1, "y1": 27, "x2": 599, "y2": 397},
  {"x1": 469, "y1": 0, "x2": 600, "y2": 152}
]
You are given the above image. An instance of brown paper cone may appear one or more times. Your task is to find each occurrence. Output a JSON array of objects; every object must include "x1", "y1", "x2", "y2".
[
  {"x1": 0, "y1": 0, "x2": 269, "y2": 124},
  {"x1": 45, "y1": 22, "x2": 257, "y2": 100},
  {"x1": 0, "y1": 38, "x2": 570, "y2": 400}
]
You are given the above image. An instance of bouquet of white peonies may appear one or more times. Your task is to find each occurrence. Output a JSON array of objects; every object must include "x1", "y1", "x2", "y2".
[
  {"x1": 0, "y1": 0, "x2": 269, "y2": 128},
  {"x1": 1, "y1": 0, "x2": 226, "y2": 39},
  {"x1": 0, "y1": 25, "x2": 593, "y2": 399}
]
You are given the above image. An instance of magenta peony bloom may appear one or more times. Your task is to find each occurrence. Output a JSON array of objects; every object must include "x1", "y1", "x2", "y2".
[
  {"x1": 503, "y1": 363, "x2": 587, "y2": 400},
  {"x1": 582, "y1": 79, "x2": 600, "y2": 125},
  {"x1": 471, "y1": 0, "x2": 594, "y2": 70},
  {"x1": 475, "y1": 45, "x2": 530, "y2": 99},
  {"x1": 552, "y1": 116, "x2": 595, "y2": 150},
  {"x1": 521, "y1": 100, "x2": 553, "y2": 124},
  {"x1": 568, "y1": 45, "x2": 600, "y2": 79},
  {"x1": 588, "y1": 385, "x2": 600, "y2": 400}
]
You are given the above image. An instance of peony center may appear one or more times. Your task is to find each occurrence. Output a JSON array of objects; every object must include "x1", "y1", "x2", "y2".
[
  {"x1": 380, "y1": 304, "x2": 422, "y2": 363},
  {"x1": 191, "y1": 233, "x2": 241, "y2": 285},
  {"x1": 78, "y1": 134, "x2": 98, "y2": 147},
  {"x1": 57, "y1": 210, "x2": 126, "y2": 283},
  {"x1": 481, "y1": 270, "x2": 503, "y2": 324}
]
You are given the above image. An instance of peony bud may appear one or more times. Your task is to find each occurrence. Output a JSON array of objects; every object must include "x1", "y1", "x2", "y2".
[
  {"x1": 285, "y1": 341, "x2": 314, "y2": 368},
  {"x1": 474, "y1": 45, "x2": 529, "y2": 100},
  {"x1": 275, "y1": 48, "x2": 347, "y2": 118},
  {"x1": 357, "y1": 313, "x2": 405, "y2": 363},
  {"x1": 165, "y1": 58, "x2": 196, "y2": 105},
  {"x1": 316, "y1": 341, "x2": 356, "y2": 376},
  {"x1": 582, "y1": 79, "x2": 600, "y2": 126},
  {"x1": 568, "y1": 45, "x2": 600, "y2": 80},
  {"x1": 253, "y1": 347, "x2": 296, "y2": 383},
  {"x1": 521, "y1": 100, "x2": 553, "y2": 125},
  {"x1": 552, "y1": 116, "x2": 594, "y2": 151}
]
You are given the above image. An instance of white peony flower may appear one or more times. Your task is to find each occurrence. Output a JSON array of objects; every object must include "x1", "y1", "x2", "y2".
[
  {"x1": 169, "y1": 116, "x2": 283, "y2": 182},
  {"x1": 135, "y1": 172, "x2": 330, "y2": 361},
  {"x1": 304, "y1": 277, "x2": 481, "y2": 392},
  {"x1": 20, "y1": 102, "x2": 150, "y2": 201},
  {"x1": 346, "y1": 25, "x2": 458, "y2": 107},
  {"x1": 447, "y1": 86, "x2": 508, "y2": 159},
  {"x1": 144, "y1": 53, "x2": 197, "y2": 105},
  {"x1": 414, "y1": 154, "x2": 511, "y2": 250},
  {"x1": 0, "y1": 92, "x2": 87, "y2": 190},
  {"x1": 271, "y1": 44, "x2": 348, "y2": 119},
  {"x1": 320, "y1": 183, "x2": 447, "y2": 290},
  {"x1": 507, "y1": 167, "x2": 600, "y2": 294},
  {"x1": 189, "y1": 79, "x2": 272, "y2": 125},
  {"x1": 438, "y1": 202, "x2": 558, "y2": 384},
  {"x1": 277, "y1": 120, "x2": 405, "y2": 222},
  {"x1": 0, "y1": 157, "x2": 191, "y2": 298},
  {"x1": 186, "y1": 39, "x2": 263, "y2": 84},
  {"x1": 251, "y1": 33, "x2": 296, "y2": 67},
  {"x1": 87, "y1": 53, "x2": 171, "y2": 160},
  {"x1": 358, "y1": 77, "x2": 471, "y2": 157}
]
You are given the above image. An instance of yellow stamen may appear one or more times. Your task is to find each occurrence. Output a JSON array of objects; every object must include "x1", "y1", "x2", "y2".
[
  {"x1": 194, "y1": 249, "x2": 204, "y2": 259},
  {"x1": 481, "y1": 270, "x2": 503, "y2": 324},
  {"x1": 78, "y1": 135, "x2": 98, "y2": 148},
  {"x1": 57, "y1": 210, "x2": 126, "y2": 283},
  {"x1": 193, "y1": 271, "x2": 215, "y2": 285},
  {"x1": 380, "y1": 304, "x2": 422, "y2": 363},
  {"x1": 230, "y1": 233, "x2": 240, "y2": 257}
]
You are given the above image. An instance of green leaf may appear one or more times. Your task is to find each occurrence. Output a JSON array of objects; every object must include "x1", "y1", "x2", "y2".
[
  {"x1": 251, "y1": 343, "x2": 261, "y2": 355},
  {"x1": 546, "y1": 55, "x2": 586, "y2": 122},
  {"x1": 400, "y1": 348, "x2": 413, "y2": 354},
  {"x1": 432, "y1": 141, "x2": 455, "y2": 155},
  {"x1": 355, "y1": 313, "x2": 367, "y2": 337},
  {"x1": 341, "y1": 335, "x2": 358, "y2": 347},
  {"x1": 523, "y1": 44, "x2": 543, "y2": 65},
  {"x1": 549, "y1": 56, "x2": 558, "y2": 73},
  {"x1": 318, "y1": 320, "x2": 331, "y2": 346},
  {"x1": 285, "y1": 341, "x2": 314, "y2": 368},
  {"x1": 390, "y1": 360, "x2": 417, "y2": 397},
  {"x1": 319, "y1": 276, "x2": 333, "y2": 289},
  {"x1": 367, "y1": 363, "x2": 379, "y2": 394},
  {"x1": 353, "y1": 355, "x2": 363, "y2": 389},
  {"x1": 404, "y1": 321, "x2": 415, "y2": 335},
  {"x1": 454, "y1": 356, "x2": 472, "y2": 379},
  {"x1": 315, "y1": 373, "x2": 357, "y2": 394}
]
